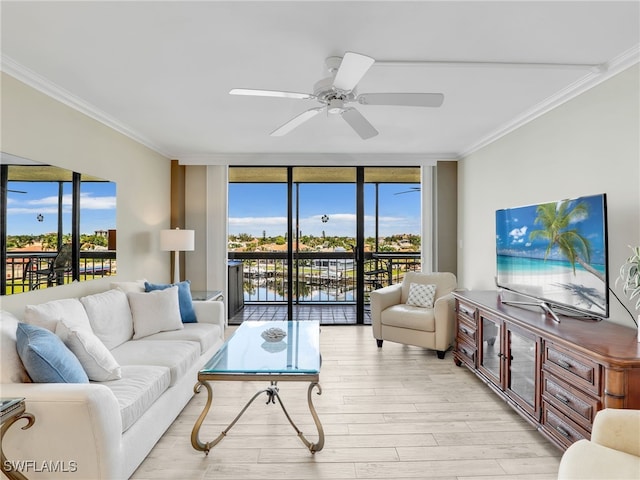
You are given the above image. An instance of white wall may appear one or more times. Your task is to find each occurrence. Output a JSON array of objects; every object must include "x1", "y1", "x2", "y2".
[
  {"x1": 458, "y1": 64, "x2": 640, "y2": 326},
  {"x1": 1, "y1": 73, "x2": 172, "y2": 316},
  {"x1": 184, "y1": 165, "x2": 228, "y2": 302}
]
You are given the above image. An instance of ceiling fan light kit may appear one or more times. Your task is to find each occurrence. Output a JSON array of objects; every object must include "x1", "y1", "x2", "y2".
[{"x1": 229, "y1": 51, "x2": 445, "y2": 140}]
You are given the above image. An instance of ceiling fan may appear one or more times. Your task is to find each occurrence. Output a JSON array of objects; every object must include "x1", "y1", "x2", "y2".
[{"x1": 229, "y1": 52, "x2": 444, "y2": 140}]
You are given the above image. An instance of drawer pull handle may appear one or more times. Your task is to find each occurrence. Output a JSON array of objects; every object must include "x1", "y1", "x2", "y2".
[
  {"x1": 557, "y1": 359, "x2": 572, "y2": 370},
  {"x1": 556, "y1": 425, "x2": 571, "y2": 438},
  {"x1": 460, "y1": 348, "x2": 467, "y2": 355},
  {"x1": 459, "y1": 306, "x2": 474, "y2": 316},
  {"x1": 461, "y1": 327, "x2": 469, "y2": 335},
  {"x1": 554, "y1": 393, "x2": 570, "y2": 404}
]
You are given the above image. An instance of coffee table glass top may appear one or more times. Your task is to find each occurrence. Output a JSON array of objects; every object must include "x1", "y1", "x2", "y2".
[{"x1": 201, "y1": 321, "x2": 320, "y2": 375}]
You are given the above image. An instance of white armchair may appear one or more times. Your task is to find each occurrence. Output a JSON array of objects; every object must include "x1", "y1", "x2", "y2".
[
  {"x1": 558, "y1": 408, "x2": 640, "y2": 479},
  {"x1": 370, "y1": 272, "x2": 457, "y2": 359}
]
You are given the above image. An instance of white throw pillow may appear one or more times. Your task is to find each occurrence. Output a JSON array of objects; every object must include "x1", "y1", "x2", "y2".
[
  {"x1": 128, "y1": 286, "x2": 184, "y2": 339},
  {"x1": 55, "y1": 320, "x2": 122, "y2": 381},
  {"x1": 406, "y1": 283, "x2": 437, "y2": 308},
  {"x1": 24, "y1": 298, "x2": 91, "y2": 332},
  {"x1": 80, "y1": 289, "x2": 134, "y2": 350},
  {"x1": 110, "y1": 279, "x2": 147, "y2": 293}
]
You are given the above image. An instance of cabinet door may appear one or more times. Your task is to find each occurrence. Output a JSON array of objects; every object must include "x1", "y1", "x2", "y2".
[
  {"x1": 506, "y1": 324, "x2": 540, "y2": 418},
  {"x1": 478, "y1": 313, "x2": 502, "y2": 385}
]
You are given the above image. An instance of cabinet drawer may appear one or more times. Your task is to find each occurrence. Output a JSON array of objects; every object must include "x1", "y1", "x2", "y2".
[
  {"x1": 542, "y1": 373, "x2": 600, "y2": 429},
  {"x1": 543, "y1": 343, "x2": 601, "y2": 395},
  {"x1": 456, "y1": 340, "x2": 476, "y2": 368},
  {"x1": 457, "y1": 318, "x2": 476, "y2": 345},
  {"x1": 542, "y1": 401, "x2": 590, "y2": 450},
  {"x1": 456, "y1": 301, "x2": 477, "y2": 323}
]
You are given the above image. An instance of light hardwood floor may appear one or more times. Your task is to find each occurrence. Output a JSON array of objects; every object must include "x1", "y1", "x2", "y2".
[{"x1": 131, "y1": 324, "x2": 561, "y2": 480}]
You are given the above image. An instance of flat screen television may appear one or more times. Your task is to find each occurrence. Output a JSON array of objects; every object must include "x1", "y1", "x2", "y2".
[{"x1": 495, "y1": 193, "x2": 608, "y2": 319}]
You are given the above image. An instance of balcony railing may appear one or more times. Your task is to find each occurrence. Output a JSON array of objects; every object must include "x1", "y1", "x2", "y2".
[
  {"x1": 4, "y1": 251, "x2": 116, "y2": 295},
  {"x1": 228, "y1": 251, "x2": 420, "y2": 304}
]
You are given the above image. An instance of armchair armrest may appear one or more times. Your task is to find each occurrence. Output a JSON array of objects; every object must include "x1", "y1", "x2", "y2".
[
  {"x1": 591, "y1": 408, "x2": 640, "y2": 457},
  {"x1": 433, "y1": 293, "x2": 456, "y2": 352},
  {"x1": 370, "y1": 284, "x2": 402, "y2": 339},
  {"x1": 1, "y1": 382, "x2": 123, "y2": 479}
]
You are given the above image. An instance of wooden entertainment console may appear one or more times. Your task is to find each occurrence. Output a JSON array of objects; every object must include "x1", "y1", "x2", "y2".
[{"x1": 452, "y1": 290, "x2": 640, "y2": 450}]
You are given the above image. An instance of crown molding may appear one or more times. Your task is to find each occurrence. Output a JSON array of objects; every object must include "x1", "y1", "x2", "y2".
[
  {"x1": 176, "y1": 152, "x2": 456, "y2": 166},
  {"x1": 1, "y1": 54, "x2": 171, "y2": 158},
  {"x1": 459, "y1": 44, "x2": 640, "y2": 158},
  {"x1": 375, "y1": 59, "x2": 602, "y2": 72}
]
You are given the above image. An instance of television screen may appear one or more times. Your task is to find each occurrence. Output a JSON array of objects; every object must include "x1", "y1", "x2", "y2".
[{"x1": 496, "y1": 193, "x2": 608, "y2": 318}]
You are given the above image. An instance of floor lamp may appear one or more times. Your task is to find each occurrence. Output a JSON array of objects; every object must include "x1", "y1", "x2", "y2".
[{"x1": 160, "y1": 228, "x2": 195, "y2": 284}]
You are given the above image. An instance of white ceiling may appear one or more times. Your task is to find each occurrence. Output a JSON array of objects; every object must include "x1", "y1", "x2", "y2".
[{"x1": 1, "y1": 1, "x2": 639, "y2": 164}]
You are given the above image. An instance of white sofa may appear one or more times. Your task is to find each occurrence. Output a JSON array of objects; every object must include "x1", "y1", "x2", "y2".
[{"x1": 1, "y1": 284, "x2": 226, "y2": 480}]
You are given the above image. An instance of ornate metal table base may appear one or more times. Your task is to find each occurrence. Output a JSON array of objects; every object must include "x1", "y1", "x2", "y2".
[
  {"x1": 1, "y1": 400, "x2": 36, "y2": 480},
  {"x1": 191, "y1": 380, "x2": 324, "y2": 455}
]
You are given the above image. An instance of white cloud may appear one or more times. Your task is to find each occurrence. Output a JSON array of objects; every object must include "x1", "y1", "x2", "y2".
[
  {"x1": 79, "y1": 193, "x2": 116, "y2": 209},
  {"x1": 26, "y1": 195, "x2": 70, "y2": 207},
  {"x1": 7, "y1": 206, "x2": 59, "y2": 215},
  {"x1": 229, "y1": 216, "x2": 288, "y2": 226},
  {"x1": 230, "y1": 212, "x2": 420, "y2": 237},
  {"x1": 508, "y1": 226, "x2": 528, "y2": 243},
  {"x1": 8, "y1": 193, "x2": 115, "y2": 214}
]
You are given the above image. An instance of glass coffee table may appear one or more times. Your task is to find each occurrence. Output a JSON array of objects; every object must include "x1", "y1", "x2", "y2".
[{"x1": 191, "y1": 320, "x2": 324, "y2": 455}]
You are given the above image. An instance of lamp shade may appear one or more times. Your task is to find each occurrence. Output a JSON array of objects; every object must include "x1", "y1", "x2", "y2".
[{"x1": 160, "y1": 228, "x2": 195, "y2": 252}]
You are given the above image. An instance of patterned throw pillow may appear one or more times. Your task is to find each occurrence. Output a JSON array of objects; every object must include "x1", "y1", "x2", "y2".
[{"x1": 406, "y1": 283, "x2": 437, "y2": 308}]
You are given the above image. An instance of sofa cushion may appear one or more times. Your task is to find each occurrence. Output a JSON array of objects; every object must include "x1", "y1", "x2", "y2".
[
  {"x1": 110, "y1": 340, "x2": 199, "y2": 386},
  {"x1": 56, "y1": 320, "x2": 122, "y2": 381},
  {"x1": 80, "y1": 289, "x2": 134, "y2": 350},
  {"x1": 98, "y1": 365, "x2": 171, "y2": 433},
  {"x1": 381, "y1": 304, "x2": 436, "y2": 332},
  {"x1": 16, "y1": 323, "x2": 89, "y2": 383},
  {"x1": 145, "y1": 280, "x2": 197, "y2": 323},
  {"x1": 1, "y1": 311, "x2": 31, "y2": 383},
  {"x1": 141, "y1": 323, "x2": 222, "y2": 354},
  {"x1": 127, "y1": 286, "x2": 184, "y2": 339},
  {"x1": 23, "y1": 298, "x2": 91, "y2": 332},
  {"x1": 406, "y1": 283, "x2": 436, "y2": 308}
]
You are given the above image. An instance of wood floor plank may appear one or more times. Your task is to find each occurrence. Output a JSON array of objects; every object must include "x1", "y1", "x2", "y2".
[
  {"x1": 355, "y1": 459, "x2": 506, "y2": 478},
  {"x1": 130, "y1": 324, "x2": 562, "y2": 479}
]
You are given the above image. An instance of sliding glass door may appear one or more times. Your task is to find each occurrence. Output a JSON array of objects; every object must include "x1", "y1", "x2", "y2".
[{"x1": 228, "y1": 166, "x2": 421, "y2": 324}]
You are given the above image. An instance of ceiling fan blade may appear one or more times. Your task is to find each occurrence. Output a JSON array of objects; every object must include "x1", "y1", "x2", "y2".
[
  {"x1": 270, "y1": 107, "x2": 325, "y2": 136},
  {"x1": 340, "y1": 107, "x2": 378, "y2": 139},
  {"x1": 229, "y1": 88, "x2": 314, "y2": 100},
  {"x1": 332, "y1": 52, "x2": 375, "y2": 92},
  {"x1": 357, "y1": 93, "x2": 444, "y2": 107}
]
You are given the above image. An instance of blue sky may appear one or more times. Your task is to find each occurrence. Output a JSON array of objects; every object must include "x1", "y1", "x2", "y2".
[
  {"x1": 7, "y1": 179, "x2": 420, "y2": 238},
  {"x1": 229, "y1": 182, "x2": 421, "y2": 237},
  {"x1": 6, "y1": 181, "x2": 116, "y2": 236},
  {"x1": 495, "y1": 194, "x2": 607, "y2": 264}
]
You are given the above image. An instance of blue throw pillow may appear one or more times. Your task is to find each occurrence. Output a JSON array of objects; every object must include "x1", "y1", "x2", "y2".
[
  {"x1": 144, "y1": 280, "x2": 197, "y2": 323},
  {"x1": 16, "y1": 323, "x2": 89, "y2": 383}
]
